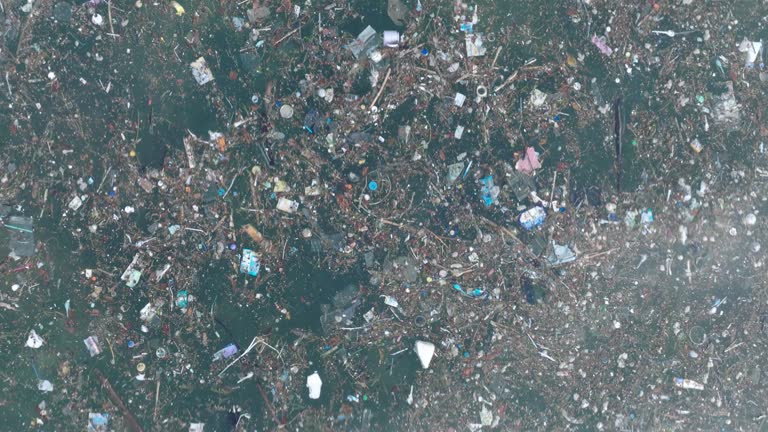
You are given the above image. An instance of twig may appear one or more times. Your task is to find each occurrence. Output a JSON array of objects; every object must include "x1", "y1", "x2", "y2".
[
  {"x1": 219, "y1": 336, "x2": 260, "y2": 376},
  {"x1": 340, "y1": 325, "x2": 367, "y2": 331},
  {"x1": 106, "y1": 338, "x2": 115, "y2": 364},
  {"x1": 219, "y1": 336, "x2": 282, "y2": 376},
  {"x1": 273, "y1": 28, "x2": 299, "y2": 46},
  {"x1": 223, "y1": 168, "x2": 244, "y2": 198},
  {"x1": 96, "y1": 268, "x2": 116, "y2": 276},
  {"x1": 0, "y1": 302, "x2": 17, "y2": 311},
  {"x1": 370, "y1": 68, "x2": 392, "y2": 110},
  {"x1": 5, "y1": 72, "x2": 11, "y2": 98},
  {"x1": 97, "y1": 166, "x2": 112, "y2": 193}
]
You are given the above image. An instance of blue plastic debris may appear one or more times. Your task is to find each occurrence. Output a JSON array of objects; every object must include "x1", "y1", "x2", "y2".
[
  {"x1": 239, "y1": 249, "x2": 261, "y2": 276},
  {"x1": 479, "y1": 175, "x2": 499, "y2": 206},
  {"x1": 519, "y1": 207, "x2": 547, "y2": 230},
  {"x1": 368, "y1": 180, "x2": 378, "y2": 191},
  {"x1": 547, "y1": 243, "x2": 577, "y2": 266},
  {"x1": 176, "y1": 290, "x2": 189, "y2": 308},
  {"x1": 641, "y1": 208, "x2": 654, "y2": 225},
  {"x1": 212, "y1": 343, "x2": 239, "y2": 361},
  {"x1": 88, "y1": 413, "x2": 109, "y2": 432},
  {"x1": 452, "y1": 284, "x2": 487, "y2": 298}
]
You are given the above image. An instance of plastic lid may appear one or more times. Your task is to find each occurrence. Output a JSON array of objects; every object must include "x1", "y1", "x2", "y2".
[
  {"x1": 279, "y1": 105, "x2": 294, "y2": 119},
  {"x1": 368, "y1": 180, "x2": 378, "y2": 191},
  {"x1": 136, "y1": 362, "x2": 146, "y2": 372}
]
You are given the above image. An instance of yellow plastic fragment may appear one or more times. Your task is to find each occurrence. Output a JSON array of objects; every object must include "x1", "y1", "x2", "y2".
[{"x1": 170, "y1": 1, "x2": 185, "y2": 16}]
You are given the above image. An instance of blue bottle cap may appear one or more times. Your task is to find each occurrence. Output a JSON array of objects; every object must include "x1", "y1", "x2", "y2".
[
  {"x1": 127, "y1": 340, "x2": 135, "y2": 348},
  {"x1": 421, "y1": 48, "x2": 429, "y2": 56},
  {"x1": 368, "y1": 180, "x2": 378, "y2": 191}
]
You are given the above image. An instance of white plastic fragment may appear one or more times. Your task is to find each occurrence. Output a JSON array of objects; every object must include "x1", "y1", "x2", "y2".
[
  {"x1": 276, "y1": 198, "x2": 299, "y2": 213},
  {"x1": 382, "y1": 30, "x2": 400, "y2": 47},
  {"x1": 454, "y1": 92, "x2": 466, "y2": 107},
  {"x1": 279, "y1": 105, "x2": 294, "y2": 119},
  {"x1": 674, "y1": 377, "x2": 704, "y2": 390},
  {"x1": 414, "y1": 340, "x2": 435, "y2": 369},
  {"x1": 37, "y1": 380, "x2": 54, "y2": 392},
  {"x1": 381, "y1": 295, "x2": 399, "y2": 308},
  {"x1": 306, "y1": 371, "x2": 322, "y2": 399},
  {"x1": 738, "y1": 39, "x2": 762, "y2": 66},
  {"x1": 25, "y1": 329, "x2": 44, "y2": 348},
  {"x1": 480, "y1": 405, "x2": 493, "y2": 426},
  {"x1": 68, "y1": 195, "x2": 84, "y2": 211},
  {"x1": 190, "y1": 57, "x2": 214, "y2": 85}
]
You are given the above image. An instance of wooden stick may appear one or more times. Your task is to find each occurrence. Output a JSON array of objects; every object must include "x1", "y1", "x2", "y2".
[
  {"x1": 491, "y1": 46, "x2": 502, "y2": 69},
  {"x1": 370, "y1": 68, "x2": 391, "y2": 110},
  {"x1": 153, "y1": 378, "x2": 160, "y2": 422},
  {"x1": 493, "y1": 70, "x2": 518, "y2": 93},
  {"x1": 581, "y1": 249, "x2": 618, "y2": 261},
  {"x1": 548, "y1": 171, "x2": 558, "y2": 208},
  {"x1": 256, "y1": 383, "x2": 280, "y2": 426},
  {"x1": 380, "y1": 218, "x2": 447, "y2": 247},
  {"x1": 94, "y1": 369, "x2": 145, "y2": 432},
  {"x1": 273, "y1": 28, "x2": 298, "y2": 46},
  {"x1": 107, "y1": 0, "x2": 116, "y2": 37},
  {"x1": 477, "y1": 216, "x2": 522, "y2": 244}
]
